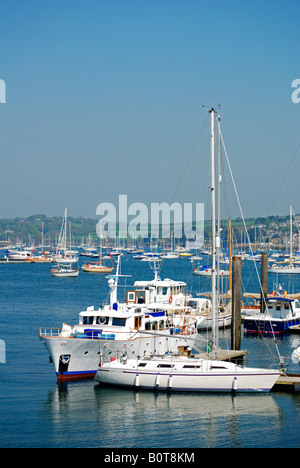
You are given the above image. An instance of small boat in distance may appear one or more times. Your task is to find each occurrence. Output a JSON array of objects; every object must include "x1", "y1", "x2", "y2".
[
  {"x1": 81, "y1": 239, "x2": 114, "y2": 273},
  {"x1": 50, "y1": 265, "x2": 79, "y2": 277},
  {"x1": 193, "y1": 265, "x2": 230, "y2": 277},
  {"x1": 82, "y1": 262, "x2": 114, "y2": 273},
  {"x1": 268, "y1": 206, "x2": 300, "y2": 275},
  {"x1": 52, "y1": 208, "x2": 78, "y2": 264}
]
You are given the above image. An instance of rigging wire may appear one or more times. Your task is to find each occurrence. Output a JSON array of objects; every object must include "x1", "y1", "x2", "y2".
[
  {"x1": 267, "y1": 142, "x2": 300, "y2": 216},
  {"x1": 217, "y1": 122, "x2": 283, "y2": 365},
  {"x1": 170, "y1": 113, "x2": 209, "y2": 204}
]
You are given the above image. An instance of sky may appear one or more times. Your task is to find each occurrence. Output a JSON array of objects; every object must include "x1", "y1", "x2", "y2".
[{"x1": 0, "y1": 0, "x2": 299, "y2": 221}]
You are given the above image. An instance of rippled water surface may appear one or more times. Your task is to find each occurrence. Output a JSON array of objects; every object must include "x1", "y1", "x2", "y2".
[{"x1": 1, "y1": 256, "x2": 300, "y2": 448}]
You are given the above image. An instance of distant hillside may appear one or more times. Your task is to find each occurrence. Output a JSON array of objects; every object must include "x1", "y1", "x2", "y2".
[
  {"x1": 0, "y1": 213, "x2": 297, "y2": 246},
  {"x1": 0, "y1": 214, "x2": 98, "y2": 244}
]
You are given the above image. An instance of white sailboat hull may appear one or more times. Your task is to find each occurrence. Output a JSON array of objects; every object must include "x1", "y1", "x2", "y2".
[
  {"x1": 95, "y1": 357, "x2": 280, "y2": 393},
  {"x1": 50, "y1": 269, "x2": 79, "y2": 277},
  {"x1": 268, "y1": 266, "x2": 300, "y2": 274},
  {"x1": 197, "y1": 311, "x2": 232, "y2": 330}
]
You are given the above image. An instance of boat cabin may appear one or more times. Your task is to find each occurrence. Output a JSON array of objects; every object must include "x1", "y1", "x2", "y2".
[
  {"x1": 128, "y1": 278, "x2": 187, "y2": 306},
  {"x1": 77, "y1": 304, "x2": 172, "y2": 334},
  {"x1": 262, "y1": 298, "x2": 300, "y2": 319}
]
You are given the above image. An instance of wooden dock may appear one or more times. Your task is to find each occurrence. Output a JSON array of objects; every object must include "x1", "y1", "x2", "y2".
[
  {"x1": 272, "y1": 373, "x2": 300, "y2": 392},
  {"x1": 195, "y1": 348, "x2": 248, "y2": 361}
]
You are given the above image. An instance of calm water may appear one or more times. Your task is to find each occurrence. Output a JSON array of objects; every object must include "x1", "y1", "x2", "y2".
[{"x1": 1, "y1": 255, "x2": 300, "y2": 448}]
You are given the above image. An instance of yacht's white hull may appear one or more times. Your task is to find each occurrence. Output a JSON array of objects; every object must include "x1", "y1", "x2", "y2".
[{"x1": 39, "y1": 331, "x2": 197, "y2": 381}]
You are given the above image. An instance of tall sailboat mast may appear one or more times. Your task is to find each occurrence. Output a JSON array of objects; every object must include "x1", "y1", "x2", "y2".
[{"x1": 209, "y1": 108, "x2": 218, "y2": 359}]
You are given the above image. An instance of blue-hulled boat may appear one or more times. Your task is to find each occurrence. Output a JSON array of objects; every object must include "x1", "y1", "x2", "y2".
[{"x1": 243, "y1": 297, "x2": 300, "y2": 336}]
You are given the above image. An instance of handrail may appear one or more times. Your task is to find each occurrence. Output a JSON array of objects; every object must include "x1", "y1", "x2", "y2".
[{"x1": 39, "y1": 328, "x2": 61, "y2": 337}]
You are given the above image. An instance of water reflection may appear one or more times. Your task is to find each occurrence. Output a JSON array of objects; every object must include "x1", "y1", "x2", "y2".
[{"x1": 42, "y1": 380, "x2": 282, "y2": 448}]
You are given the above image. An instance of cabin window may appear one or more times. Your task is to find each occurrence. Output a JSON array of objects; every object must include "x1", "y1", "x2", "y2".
[
  {"x1": 284, "y1": 302, "x2": 290, "y2": 310},
  {"x1": 134, "y1": 316, "x2": 142, "y2": 329},
  {"x1": 112, "y1": 318, "x2": 126, "y2": 327},
  {"x1": 138, "y1": 363, "x2": 147, "y2": 367},
  {"x1": 137, "y1": 291, "x2": 146, "y2": 304},
  {"x1": 157, "y1": 364, "x2": 174, "y2": 368},
  {"x1": 127, "y1": 291, "x2": 136, "y2": 303},
  {"x1": 96, "y1": 316, "x2": 109, "y2": 325},
  {"x1": 159, "y1": 320, "x2": 165, "y2": 330},
  {"x1": 83, "y1": 316, "x2": 94, "y2": 325},
  {"x1": 162, "y1": 287, "x2": 168, "y2": 295}
]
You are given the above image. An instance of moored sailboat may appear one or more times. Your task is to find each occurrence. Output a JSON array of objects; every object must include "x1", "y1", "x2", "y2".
[
  {"x1": 268, "y1": 206, "x2": 300, "y2": 274},
  {"x1": 94, "y1": 108, "x2": 281, "y2": 393},
  {"x1": 95, "y1": 353, "x2": 280, "y2": 393}
]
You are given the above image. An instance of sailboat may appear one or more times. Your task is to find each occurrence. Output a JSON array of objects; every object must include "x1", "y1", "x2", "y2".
[
  {"x1": 94, "y1": 108, "x2": 280, "y2": 393},
  {"x1": 50, "y1": 208, "x2": 79, "y2": 277},
  {"x1": 82, "y1": 232, "x2": 114, "y2": 273},
  {"x1": 268, "y1": 206, "x2": 300, "y2": 274}
]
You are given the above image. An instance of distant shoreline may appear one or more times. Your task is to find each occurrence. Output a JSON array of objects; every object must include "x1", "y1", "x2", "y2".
[{"x1": 0, "y1": 213, "x2": 299, "y2": 247}]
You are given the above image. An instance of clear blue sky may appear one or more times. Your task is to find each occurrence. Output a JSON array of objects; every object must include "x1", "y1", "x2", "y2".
[{"x1": 0, "y1": 0, "x2": 299, "y2": 220}]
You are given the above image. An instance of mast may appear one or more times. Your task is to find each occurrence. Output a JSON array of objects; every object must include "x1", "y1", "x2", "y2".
[
  {"x1": 209, "y1": 108, "x2": 218, "y2": 359},
  {"x1": 290, "y1": 204, "x2": 293, "y2": 263}
]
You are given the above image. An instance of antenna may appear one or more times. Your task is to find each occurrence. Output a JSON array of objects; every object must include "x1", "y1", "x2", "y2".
[{"x1": 202, "y1": 104, "x2": 221, "y2": 111}]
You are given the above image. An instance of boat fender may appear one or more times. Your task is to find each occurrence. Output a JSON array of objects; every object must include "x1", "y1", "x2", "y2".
[
  {"x1": 168, "y1": 375, "x2": 173, "y2": 389},
  {"x1": 135, "y1": 374, "x2": 140, "y2": 387},
  {"x1": 232, "y1": 377, "x2": 238, "y2": 392},
  {"x1": 155, "y1": 373, "x2": 160, "y2": 387}
]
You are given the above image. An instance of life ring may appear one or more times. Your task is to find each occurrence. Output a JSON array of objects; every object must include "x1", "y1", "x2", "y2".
[{"x1": 169, "y1": 296, "x2": 173, "y2": 304}]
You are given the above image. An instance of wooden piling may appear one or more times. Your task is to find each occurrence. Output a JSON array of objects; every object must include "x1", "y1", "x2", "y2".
[
  {"x1": 260, "y1": 252, "x2": 268, "y2": 313},
  {"x1": 231, "y1": 255, "x2": 242, "y2": 351}
]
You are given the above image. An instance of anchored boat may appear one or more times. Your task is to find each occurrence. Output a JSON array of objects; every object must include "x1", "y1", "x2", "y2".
[
  {"x1": 95, "y1": 353, "x2": 280, "y2": 393},
  {"x1": 243, "y1": 296, "x2": 300, "y2": 336}
]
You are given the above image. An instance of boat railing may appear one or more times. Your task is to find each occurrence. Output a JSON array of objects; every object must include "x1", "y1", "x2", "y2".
[{"x1": 39, "y1": 328, "x2": 62, "y2": 337}]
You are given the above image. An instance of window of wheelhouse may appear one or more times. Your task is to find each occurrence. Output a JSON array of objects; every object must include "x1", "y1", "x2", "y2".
[
  {"x1": 159, "y1": 287, "x2": 168, "y2": 295},
  {"x1": 96, "y1": 316, "x2": 109, "y2": 325},
  {"x1": 112, "y1": 318, "x2": 126, "y2": 327},
  {"x1": 83, "y1": 316, "x2": 94, "y2": 325}
]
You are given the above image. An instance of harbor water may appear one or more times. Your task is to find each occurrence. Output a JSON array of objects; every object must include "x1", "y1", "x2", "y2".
[{"x1": 1, "y1": 255, "x2": 300, "y2": 448}]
